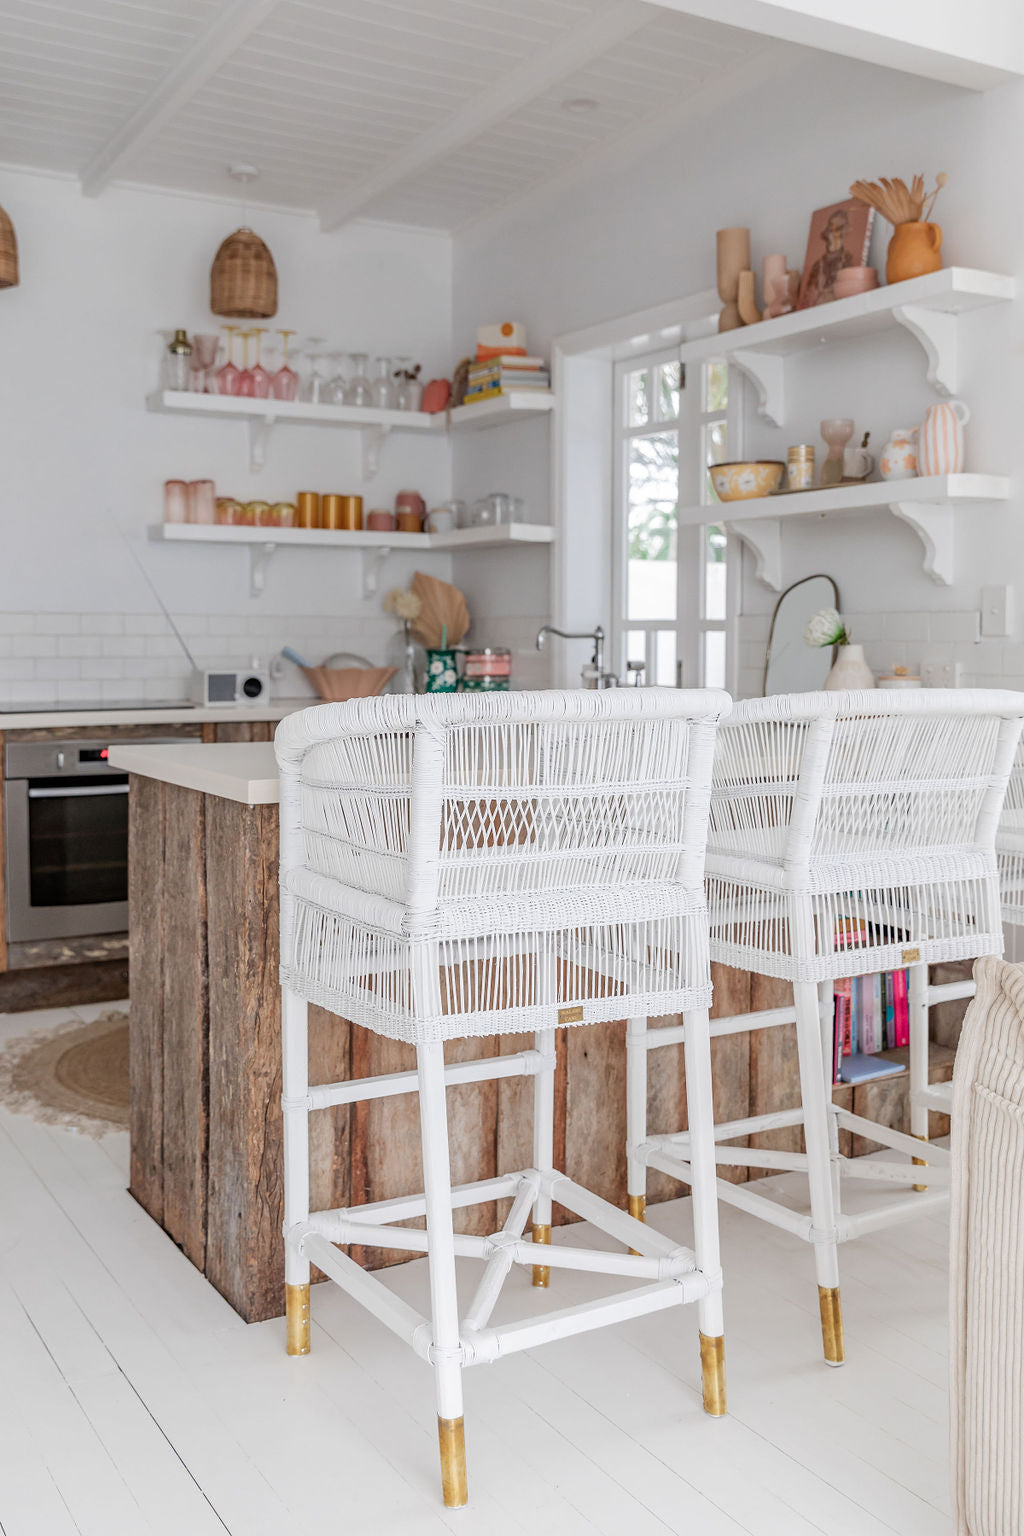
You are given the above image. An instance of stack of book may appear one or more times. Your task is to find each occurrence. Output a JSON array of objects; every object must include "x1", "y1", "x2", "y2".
[
  {"x1": 465, "y1": 353, "x2": 551, "y2": 404},
  {"x1": 832, "y1": 969, "x2": 911, "y2": 1084}
]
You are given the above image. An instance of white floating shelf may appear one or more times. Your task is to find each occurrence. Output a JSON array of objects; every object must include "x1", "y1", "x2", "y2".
[
  {"x1": 146, "y1": 389, "x2": 435, "y2": 476},
  {"x1": 149, "y1": 520, "x2": 555, "y2": 597},
  {"x1": 693, "y1": 473, "x2": 1010, "y2": 590},
  {"x1": 443, "y1": 391, "x2": 555, "y2": 430},
  {"x1": 678, "y1": 268, "x2": 1014, "y2": 424}
]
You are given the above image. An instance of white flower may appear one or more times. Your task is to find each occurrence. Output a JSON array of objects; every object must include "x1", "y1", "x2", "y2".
[{"x1": 804, "y1": 608, "x2": 848, "y2": 648}]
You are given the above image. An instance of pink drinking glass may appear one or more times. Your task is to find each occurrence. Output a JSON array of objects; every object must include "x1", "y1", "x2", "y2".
[
  {"x1": 187, "y1": 479, "x2": 216, "y2": 524},
  {"x1": 215, "y1": 326, "x2": 241, "y2": 396},
  {"x1": 164, "y1": 479, "x2": 188, "y2": 523},
  {"x1": 271, "y1": 329, "x2": 299, "y2": 401},
  {"x1": 191, "y1": 332, "x2": 219, "y2": 393},
  {"x1": 236, "y1": 330, "x2": 255, "y2": 398},
  {"x1": 249, "y1": 327, "x2": 271, "y2": 398}
]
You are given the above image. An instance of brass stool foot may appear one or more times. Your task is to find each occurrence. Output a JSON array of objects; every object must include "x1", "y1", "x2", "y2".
[
  {"x1": 531, "y1": 1222, "x2": 551, "y2": 1287},
  {"x1": 699, "y1": 1333, "x2": 726, "y2": 1416},
  {"x1": 627, "y1": 1193, "x2": 646, "y2": 1255},
  {"x1": 912, "y1": 1132, "x2": 929, "y2": 1192},
  {"x1": 818, "y1": 1285, "x2": 845, "y2": 1366},
  {"x1": 286, "y1": 1282, "x2": 310, "y2": 1356},
  {"x1": 438, "y1": 1415, "x2": 468, "y2": 1508}
]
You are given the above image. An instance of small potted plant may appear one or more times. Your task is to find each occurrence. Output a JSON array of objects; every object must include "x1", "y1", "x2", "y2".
[{"x1": 804, "y1": 608, "x2": 875, "y2": 690}]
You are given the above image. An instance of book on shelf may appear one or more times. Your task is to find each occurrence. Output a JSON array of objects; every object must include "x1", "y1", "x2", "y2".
[
  {"x1": 838, "y1": 1052, "x2": 907, "y2": 1086},
  {"x1": 831, "y1": 965, "x2": 912, "y2": 1082},
  {"x1": 474, "y1": 350, "x2": 546, "y2": 367}
]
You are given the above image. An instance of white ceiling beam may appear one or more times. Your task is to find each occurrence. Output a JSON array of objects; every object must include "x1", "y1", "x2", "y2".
[
  {"x1": 80, "y1": 0, "x2": 282, "y2": 197},
  {"x1": 317, "y1": 0, "x2": 651, "y2": 232},
  {"x1": 641, "y1": 0, "x2": 1024, "y2": 89}
]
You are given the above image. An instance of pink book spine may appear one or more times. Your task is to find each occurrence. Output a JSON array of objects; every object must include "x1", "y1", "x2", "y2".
[{"x1": 895, "y1": 969, "x2": 910, "y2": 1049}]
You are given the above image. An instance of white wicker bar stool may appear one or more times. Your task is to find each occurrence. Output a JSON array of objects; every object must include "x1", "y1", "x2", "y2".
[
  {"x1": 276, "y1": 687, "x2": 730, "y2": 1507},
  {"x1": 625, "y1": 689, "x2": 1024, "y2": 1367}
]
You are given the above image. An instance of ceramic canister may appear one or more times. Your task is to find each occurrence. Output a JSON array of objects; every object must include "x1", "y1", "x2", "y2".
[
  {"x1": 879, "y1": 428, "x2": 918, "y2": 481},
  {"x1": 918, "y1": 400, "x2": 970, "y2": 476}
]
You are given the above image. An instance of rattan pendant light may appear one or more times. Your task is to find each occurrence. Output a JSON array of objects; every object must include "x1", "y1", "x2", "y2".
[
  {"x1": 0, "y1": 201, "x2": 19, "y2": 289},
  {"x1": 210, "y1": 165, "x2": 277, "y2": 319}
]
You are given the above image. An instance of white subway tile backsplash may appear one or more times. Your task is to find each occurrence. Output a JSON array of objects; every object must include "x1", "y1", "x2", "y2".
[
  {"x1": 14, "y1": 634, "x2": 55, "y2": 657},
  {"x1": 0, "y1": 615, "x2": 35, "y2": 633},
  {"x1": 35, "y1": 659, "x2": 79, "y2": 680},
  {"x1": 101, "y1": 637, "x2": 146, "y2": 657},
  {"x1": 82, "y1": 614, "x2": 125, "y2": 635},
  {"x1": 58, "y1": 635, "x2": 103, "y2": 657}
]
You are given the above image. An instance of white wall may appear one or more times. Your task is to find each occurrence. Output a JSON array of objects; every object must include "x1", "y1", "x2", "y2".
[
  {"x1": 452, "y1": 52, "x2": 1024, "y2": 686},
  {"x1": 0, "y1": 169, "x2": 452, "y2": 630}
]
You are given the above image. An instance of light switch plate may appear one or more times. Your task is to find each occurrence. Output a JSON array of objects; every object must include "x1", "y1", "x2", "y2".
[
  {"x1": 981, "y1": 585, "x2": 1013, "y2": 638},
  {"x1": 921, "y1": 659, "x2": 963, "y2": 687}
]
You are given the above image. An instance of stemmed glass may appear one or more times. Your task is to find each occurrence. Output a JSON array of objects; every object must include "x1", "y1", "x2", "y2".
[
  {"x1": 371, "y1": 355, "x2": 394, "y2": 409},
  {"x1": 236, "y1": 330, "x2": 255, "y2": 397},
  {"x1": 191, "y1": 333, "x2": 219, "y2": 393},
  {"x1": 270, "y1": 329, "x2": 298, "y2": 401},
  {"x1": 326, "y1": 351, "x2": 349, "y2": 406},
  {"x1": 345, "y1": 352, "x2": 372, "y2": 407},
  {"x1": 249, "y1": 328, "x2": 271, "y2": 399},
  {"x1": 303, "y1": 337, "x2": 329, "y2": 404},
  {"x1": 215, "y1": 326, "x2": 241, "y2": 396}
]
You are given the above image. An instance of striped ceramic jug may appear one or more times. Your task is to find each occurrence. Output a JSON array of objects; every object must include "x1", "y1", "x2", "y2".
[{"x1": 919, "y1": 399, "x2": 970, "y2": 476}]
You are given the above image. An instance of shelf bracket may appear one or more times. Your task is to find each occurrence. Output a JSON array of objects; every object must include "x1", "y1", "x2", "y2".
[
  {"x1": 725, "y1": 516, "x2": 782, "y2": 591},
  {"x1": 249, "y1": 541, "x2": 277, "y2": 598},
  {"x1": 360, "y1": 424, "x2": 391, "y2": 481},
  {"x1": 729, "y1": 349, "x2": 785, "y2": 426},
  {"x1": 361, "y1": 546, "x2": 391, "y2": 599},
  {"x1": 248, "y1": 413, "x2": 276, "y2": 472},
  {"x1": 889, "y1": 500, "x2": 954, "y2": 585},
  {"x1": 892, "y1": 304, "x2": 958, "y2": 396}
]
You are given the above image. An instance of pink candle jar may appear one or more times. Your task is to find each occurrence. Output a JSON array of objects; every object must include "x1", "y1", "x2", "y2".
[{"x1": 366, "y1": 508, "x2": 397, "y2": 532}]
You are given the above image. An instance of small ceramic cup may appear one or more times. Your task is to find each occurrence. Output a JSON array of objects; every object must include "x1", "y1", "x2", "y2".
[
  {"x1": 426, "y1": 507, "x2": 455, "y2": 533},
  {"x1": 366, "y1": 509, "x2": 397, "y2": 532},
  {"x1": 396, "y1": 510, "x2": 423, "y2": 533}
]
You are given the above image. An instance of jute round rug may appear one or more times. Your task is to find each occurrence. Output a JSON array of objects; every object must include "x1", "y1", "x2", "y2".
[{"x1": 0, "y1": 1010, "x2": 129, "y2": 1136}]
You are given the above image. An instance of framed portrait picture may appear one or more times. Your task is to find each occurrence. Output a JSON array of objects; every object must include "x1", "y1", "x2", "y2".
[{"x1": 797, "y1": 199, "x2": 875, "y2": 309}]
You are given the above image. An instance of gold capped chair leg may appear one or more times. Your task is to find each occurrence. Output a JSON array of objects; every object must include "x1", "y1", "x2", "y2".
[
  {"x1": 627, "y1": 1192, "x2": 646, "y2": 1255},
  {"x1": 818, "y1": 1285, "x2": 845, "y2": 1366},
  {"x1": 438, "y1": 1415, "x2": 468, "y2": 1508},
  {"x1": 699, "y1": 1332, "x2": 726, "y2": 1416},
  {"x1": 286, "y1": 1282, "x2": 310, "y2": 1356},
  {"x1": 531, "y1": 1222, "x2": 551, "y2": 1287},
  {"x1": 912, "y1": 1132, "x2": 929, "y2": 1193}
]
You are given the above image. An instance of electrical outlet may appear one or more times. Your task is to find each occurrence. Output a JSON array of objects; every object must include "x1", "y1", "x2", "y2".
[{"x1": 921, "y1": 659, "x2": 963, "y2": 687}]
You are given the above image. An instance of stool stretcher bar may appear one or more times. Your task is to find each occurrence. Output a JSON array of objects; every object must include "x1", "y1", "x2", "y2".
[
  {"x1": 315, "y1": 1175, "x2": 523, "y2": 1229},
  {"x1": 639, "y1": 1005, "x2": 798, "y2": 1053},
  {"x1": 646, "y1": 1149, "x2": 816, "y2": 1239},
  {"x1": 303, "y1": 1048, "x2": 554, "y2": 1112}
]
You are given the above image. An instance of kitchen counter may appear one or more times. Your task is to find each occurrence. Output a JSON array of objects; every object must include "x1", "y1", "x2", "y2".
[
  {"x1": 0, "y1": 699, "x2": 311, "y2": 730},
  {"x1": 110, "y1": 742, "x2": 279, "y2": 805}
]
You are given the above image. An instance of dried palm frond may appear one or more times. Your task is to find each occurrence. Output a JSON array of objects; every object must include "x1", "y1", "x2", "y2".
[
  {"x1": 849, "y1": 173, "x2": 948, "y2": 226},
  {"x1": 408, "y1": 571, "x2": 470, "y2": 650}
]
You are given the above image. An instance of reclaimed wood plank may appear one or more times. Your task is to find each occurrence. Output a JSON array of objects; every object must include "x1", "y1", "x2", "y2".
[
  {"x1": 128, "y1": 774, "x2": 165, "y2": 1225},
  {"x1": 160, "y1": 785, "x2": 208, "y2": 1270},
  {"x1": 213, "y1": 722, "x2": 276, "y2": 743},
  {"x1": 205, "y1": 799, "x2": 283, "y2": 1323},
  {"x1": 0, "y1": 731, "x2": 6, "y2": 974},
  {"x1": 748, "y1": 973, "x2": 802, "y2": 1181},
  {"x1": 565, "y1": 1019, "x2": 626, "y2": 1210},
  {"x1": 848, "y1": 1044, "x2": 955, "y2": 1156},
  {"x1": 307, "y1": 1004, "x2": 352, "y2": 1284}
]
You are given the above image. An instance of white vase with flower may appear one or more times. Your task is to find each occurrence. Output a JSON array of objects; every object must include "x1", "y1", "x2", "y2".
[{"x1": 804, "y1": 608, "x2": 875, "y2": 690}]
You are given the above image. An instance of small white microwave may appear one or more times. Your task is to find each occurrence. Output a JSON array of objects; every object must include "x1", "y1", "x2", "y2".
[{"x1": 193, "y1": 668, "x2": 270, "y2": 707}]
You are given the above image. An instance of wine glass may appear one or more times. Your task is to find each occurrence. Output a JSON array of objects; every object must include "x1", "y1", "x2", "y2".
[
  {"x1": 190, "y1": 333, "x2": 219, "y2": 393},
  {"x1": 237, "y1": 330, "x2": 255, "y2": 397},
  {"x1": 326, "y1": 351, "x2": 349, "y2": 406},
  {"x1": 249, "y1": 328, "x2": 271, "y2": 398},
  {"x1": 345, "y1": 352, "x2": 372, "y2": 407},
  {"x1": 302, "y1": 337, "x2": 328, "y2": 404},
  {"x1": 270, "y1": 329, "x2": 298, "y2": 401},
  {"x1": 215, "y1": 325, "x2": 241, "y2": 396},
  {"x1": 371, "y1": 355, "x2": 394, "y2": 410}
]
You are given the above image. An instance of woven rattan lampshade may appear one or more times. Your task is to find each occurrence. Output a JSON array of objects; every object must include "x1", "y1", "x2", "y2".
[
  {"x1": 210, "y1": 226, "x2": 277, "y2": 318},
  {"x1": 0, "y1": 203, "x2": 18, "y2": 289}
]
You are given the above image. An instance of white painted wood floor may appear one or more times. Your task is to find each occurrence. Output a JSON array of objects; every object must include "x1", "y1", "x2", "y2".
[{"x1": 0, "y1": 1003, "x2": 952, "y2": 1536}]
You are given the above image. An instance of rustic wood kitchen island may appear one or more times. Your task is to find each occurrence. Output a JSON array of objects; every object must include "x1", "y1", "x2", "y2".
[{"x1": 110, "y1": 739, "x2": 957, "y2": 1325}]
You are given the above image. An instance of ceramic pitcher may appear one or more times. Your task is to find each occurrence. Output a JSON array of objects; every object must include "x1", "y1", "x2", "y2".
[
  {"x1": 918, "y1": 400, "x2": 970, "y2": 476},
  {"x1": 880, "y1": 427, "x2": 918, "y2": 481}
]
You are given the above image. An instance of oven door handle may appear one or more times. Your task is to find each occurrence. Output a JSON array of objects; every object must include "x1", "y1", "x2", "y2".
[{"x1": 27, "y1": 784, "x2": 130, "y2": 799}]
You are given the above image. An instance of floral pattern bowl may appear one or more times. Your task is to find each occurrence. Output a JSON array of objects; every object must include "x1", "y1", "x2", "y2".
[{"x1": 709, "y1": 460, "x2": 786, "y2": 501}]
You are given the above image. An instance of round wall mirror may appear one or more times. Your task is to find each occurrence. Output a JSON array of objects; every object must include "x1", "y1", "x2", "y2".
[{"x1": 762, "y1": 574, "x2": 840, "y2": 695}]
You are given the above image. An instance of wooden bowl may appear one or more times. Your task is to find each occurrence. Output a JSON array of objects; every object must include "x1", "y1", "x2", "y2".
[
  {"x1": 709, "y1": 461, "x2": 786, "y2": 501},
  {"x1": 301, "y1": 665, "x2": 397, "y2": 701}
]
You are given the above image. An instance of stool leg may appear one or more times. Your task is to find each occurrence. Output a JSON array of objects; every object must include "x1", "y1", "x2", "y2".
[
  {"x1": 682, "y1": 1007, "x2": 726, "y2": 1416},
  {"x1": 794, "y1": 981, "x2": 844, "y2": 1366},
  {"x1": 908, "y1": 962, "x2": 930, "y2": 1191},
  {"x1": 626, "y1": 1015, "x2": 648, "y2": 1231},
  {"x1": 282, "y1": 988, "x2": 311, "y2": 1356},
  {"x1": 417, "y1": 1040, "x2": 468, "y2": 1509},
  {"x1": 532, "y1": 1027, "x2": 556, "y2": 1286}
]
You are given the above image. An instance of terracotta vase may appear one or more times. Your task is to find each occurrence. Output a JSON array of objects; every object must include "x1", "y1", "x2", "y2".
[
  {"x1": 824, "y1": 644, "x2": 875, "y2": 691},
  {"x1": 886, "y1": 221, "x2": 942, "y2": 284},
  {"x1": 717, "y1": 227, "x2": 750, "y2": 332}
]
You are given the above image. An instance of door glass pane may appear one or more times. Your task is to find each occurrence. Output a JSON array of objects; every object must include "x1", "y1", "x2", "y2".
[
  {"x1": 656, "y1": 630, "x2": 677, "y2": 686},
  {"x1": 656, "y1": 362, "x2": 680, "y2": 422},
  {"x1": 627, "y1": 430, "x2": 677, "y2": 621},
  {"x1": 703, "y1": 362, "x2": 728, "y2": 412},
  {"x1": 704, "y1": 630, "x2": 727, "y2": 689},
  {"x1": 626, "y1": 368, "x2": 649, "y2": 427},
  {"x1": 704, "y1": 524, "x2": 727, "y2": 620}
]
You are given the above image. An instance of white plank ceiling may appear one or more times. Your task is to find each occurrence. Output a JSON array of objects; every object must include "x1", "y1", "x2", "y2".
[{"x1": 0, "y1": 0, "x2": 783, "y2": 229}]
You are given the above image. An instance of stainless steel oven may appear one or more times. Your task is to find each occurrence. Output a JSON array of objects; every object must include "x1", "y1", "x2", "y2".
[{"x1": 4, "y1": 737, "x2": 177, "y2": 943}]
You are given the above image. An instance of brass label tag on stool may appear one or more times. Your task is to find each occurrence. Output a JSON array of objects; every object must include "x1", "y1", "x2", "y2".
[
  {"x1": 559, "y1": 1004, "x2": 584, "y2": 1024},
  {"x1": 902, "y1": 947, "x2": 921, "y2": 964}
]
